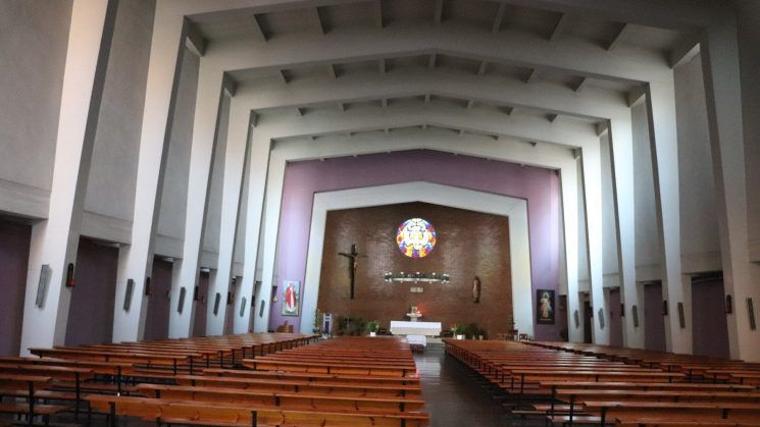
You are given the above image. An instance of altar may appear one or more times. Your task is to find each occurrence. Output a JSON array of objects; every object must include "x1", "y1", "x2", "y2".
[
  {"x1": 390, "y1": 321, "x2": 441, "y2": 349},
  {"x1": 389, "y1": 321, "x2": 442, "y2": 336}
]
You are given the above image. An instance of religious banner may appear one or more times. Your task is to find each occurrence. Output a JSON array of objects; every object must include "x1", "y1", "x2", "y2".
[
  {"x1": 281, "y1": 280, "x2": 301, "y2": 316},
  {"x1": 536, "y1": 289, "x2": 555, "y2": 324}
]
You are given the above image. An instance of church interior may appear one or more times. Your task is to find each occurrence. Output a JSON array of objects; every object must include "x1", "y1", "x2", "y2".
[{"x1": 2, "y1": 0, "x2": 760, "y2": 426}]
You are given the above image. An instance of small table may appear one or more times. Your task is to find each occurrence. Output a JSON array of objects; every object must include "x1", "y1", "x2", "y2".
[{"x1": 390, "y1": 321, "x2": 442, "y2": 350}]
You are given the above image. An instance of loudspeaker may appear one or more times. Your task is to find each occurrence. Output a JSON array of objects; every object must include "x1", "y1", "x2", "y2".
[
  {"x1": 725, "y1": 295, "x2": 733, "y2": 314},
  {"x1": 677, "y1": 302, "x2": 686, "y2": 329},
  {"x1": 573, "y1": 310, "x2": 579, "y2": 329},
  {"x1": 632, "y1": 305, "x2": 640, "y2": 328},
  {"x1": 748, "y1": 298, "x2": 757, "y2": 331},
  {"x1": 213, "y1": 293, "x2": 221, "y2": 316},
  {"x1": 620, "y1": 303, "x2": 625, "y2": 317},
  {"x1": 65, "y1": 263, "x2": 75, "y2": 288},
  {"x1": 123, "y1": 279, "x2": 134, "y2": 311},
  {"x1": 598, "y1": 308, "x2": 605, "y2": 329},
  {"x1": 240, "y1": 297, "x2": 247, "y2": 317},
  {"x1": 144, "y1": 277, "x2": 151, "y2": 296},
  {"x1": 177, "y1": 287, "x2": 186, "y2": 314},
  {"x1": 259, "y1": 300, "x2": 266, "y2": 317},
  {"x1": 35, "y1": 265, "x2": 51, "y2": 308},
  {"x1": 662, "y1": 300, "x2": 668, "y2": 316}
]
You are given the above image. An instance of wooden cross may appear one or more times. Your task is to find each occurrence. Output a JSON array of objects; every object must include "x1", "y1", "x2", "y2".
[{"x1": 338, "y1": 243, "x2": 364, "y2": 299}]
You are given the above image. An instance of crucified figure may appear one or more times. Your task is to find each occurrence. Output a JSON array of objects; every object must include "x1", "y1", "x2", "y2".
[{"x1": 338, "y1": 243, "x2": 364, "y2": 299}]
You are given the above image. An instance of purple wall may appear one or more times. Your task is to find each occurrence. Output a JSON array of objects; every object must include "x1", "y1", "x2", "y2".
[
  {"x1": 0, "y1": 219, "x2": 31, "y2": 355},
  {"x1": 692, "y1": 278, "x2": 730, "y2": 358},
  {"x1": 644, "y1": 283, "x2": 666, "y2": 351},
  {"x1": 65, "y1": 238, "x2": 118, "y2": 346},
  {"x1": 270, "y1": 150, "x2": 562, "y2": 340}
]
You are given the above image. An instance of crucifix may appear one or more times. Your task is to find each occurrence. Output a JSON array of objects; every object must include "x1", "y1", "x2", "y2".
[{"x1": 338, "y1": 243, "x2": 364, "y2": 299}]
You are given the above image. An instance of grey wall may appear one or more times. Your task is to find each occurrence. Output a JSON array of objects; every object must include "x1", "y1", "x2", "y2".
[
  {"x1": 632, "y1": 102, "x2": 661, "y2": 281},
  {"x1": 601, "y1": 133, "x2": 620, "y2": 286},
  {"x1": 0, "y1": 1, "x2": 71, "y2": 217},
  {"x1": 674, "y1": 54, "x2": 720, "y2": 273},
  {"x1": 0, "y1": 218, "x2": 31, "y2": 355},
  {"x1": 155, "y1": 49, "x2": 200, "y2": 257},
  {"x1": 83, "y1": 0, "x2": 155, "y2": 240},
  {"x1": 734, "y1": 0, "x2": 760, "y2": 261},
  {"x1": 201, "y1": 94, "x2": 231, "y2": 261}
]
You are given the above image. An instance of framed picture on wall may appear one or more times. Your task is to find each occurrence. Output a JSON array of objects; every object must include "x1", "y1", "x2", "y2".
[
  {"x1": 281, "y1": 280, "x2": 301, "y2": 316},
  {"x1": 536, "y1": 289, "x2": 556, "y2": 325}
]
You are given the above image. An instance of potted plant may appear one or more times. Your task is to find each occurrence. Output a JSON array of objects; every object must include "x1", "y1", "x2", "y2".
[
  {"x1": 312, "y1": 308, "x2": 323, "y2": 334},
  {"x1": 452, "y1": 324, "x2": 466, "y2": 340},
  {"x1": 367, "y1": 320, "x2": 380, "y2": 337}
]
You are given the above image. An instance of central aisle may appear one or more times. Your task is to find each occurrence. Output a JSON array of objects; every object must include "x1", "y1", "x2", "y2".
[{"x1": 414, "y1": 343, "x2": 514, "y2": 427}]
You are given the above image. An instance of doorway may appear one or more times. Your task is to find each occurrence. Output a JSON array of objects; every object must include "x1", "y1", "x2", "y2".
[
  {"x1": 143, "y1": 258, "x2": 173, "y2": 341},
  {"x1": 644, "y1": 282, "x2": 666, "y2": 351},
  {"x1": 192, "y1": 271, "x2": 211, "y2": 337},
  {"x1": 607, "y1": 288, "x2": 623, "y2": 347},
  {"x1": 691, "y1": 273, "x2": 729, "y2": 358}
]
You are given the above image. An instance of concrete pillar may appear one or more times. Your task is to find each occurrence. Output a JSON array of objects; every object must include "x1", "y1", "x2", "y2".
[
  {"x1": 701, "y1": 15, "x2": 760, "y2": 361},
  {"x1": 646, "y1": 79, "x2": 690, "y2": 354},
  {"x1": 236, "y1": 134, "x2": 273, "y2": 333},
  {"x1": 111, "y1": 7, "x2": 187, "y2": 343},
  {"x1": 560, "y1": 162, "x2": 583, "y2": 342},
  {"x1": 19, "y1": 0, "x2": 118, "y2": 355},
  {"x1": 167, "y1": 61, "x2": 226, "y2": 338},
  {"x1": 608, "y1": 118, "x2": 644, "y2": 348},
  {"x1": 206, "y1": 99, "x2": 253, "y2": 336},
  {"x1": 580, "y1": 142, "x2": 610, "y2": 345}
]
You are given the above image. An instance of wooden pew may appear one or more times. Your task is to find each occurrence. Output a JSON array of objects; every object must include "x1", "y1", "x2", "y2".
[
  {"x1": 88, "y1": 394, "x2": 430, "y2": 427},
  {"x1": 0, "y1": 374, "x2": 69, "y2": 426}
]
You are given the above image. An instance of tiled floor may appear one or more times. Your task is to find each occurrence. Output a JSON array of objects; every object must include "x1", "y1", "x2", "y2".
[{"x1": 415, "y1": 343, "x2": 516, "y2": 426}]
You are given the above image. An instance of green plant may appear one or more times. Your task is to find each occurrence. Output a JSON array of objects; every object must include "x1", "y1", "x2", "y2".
[
  {"x1": 452, "y1": 324, "x2": 465, "y2": 335},
  {"x1": 313, "y1": 308, "x2": 323, "y2": 333},
  {"x1": 367, "y1": 320, "x2": 380, "y2": 333}
]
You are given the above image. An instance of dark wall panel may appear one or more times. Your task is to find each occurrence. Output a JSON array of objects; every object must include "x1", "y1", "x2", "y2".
[
  {"x1": 317, "y1": 202, "x2": 512, "y2": 338},
  {"x1": 644, "y1": 283, "x2": 666, "y2": 351},
  {"x1": 692, "y1": 278, "x2": 730, "y2": 358},
  {"x1": 0, "y1": 219, "x2": 31, "y2": 355},
  {"x1": 65, "y1": 238, "x2": 118, "y2": 346},
  {"x1": 607, "y1": 288, "x2": 623, "y2": 347},
  {"x1": 143, "y1": 258, "x2": 173, "y2": 341}
]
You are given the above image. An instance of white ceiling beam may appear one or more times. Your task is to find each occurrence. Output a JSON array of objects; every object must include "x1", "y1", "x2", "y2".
[
  {"x1": 500, "y1": 106, "x2": 515, "y2": 116},
  {"x1": 547, "y1": 113, "x2": 559, "y2": 123},
  {"x1": 574, "y1": 77, "x2": 589, "y2": 93},
  {"x1": 492, "y1": 3, "x2": 507, "y2": 33},
  {"x1": 258, "y1": 103, "x2": 597, "y2": 148},
  {"x1": 525, "y1": 69, "x2": 540, "y2": 84},
  {"x1": 240, "y1": 68, "x2": 629, "y2": 121},
  {"x1": 185, "y1": 23, "x2": 207, "y2": 56},
  {"x1": 669, "y1": 34, "x2": 701, "y2": 68},
  {"x1": 327, "y1": 64, "x2": 337, "y2": 79},
  {"x1": 338, "y1": 102, "x2": 346, "y2": 111},
  {"x1": 626, "y1": 86, "x2": 646, "y2": 107},
  {"x1": 212, "y1": 23, "x2": 670, "y2": 83},
  {"x1": 374, "y1": 0, "x2": 385, "y2": 29},
  {"x1": 277, "y1": 69, "x2": 289, "y2": 84},
  {"x1": 549, "y1": 13, "x2": 570, "y2": 41},
  {"x1": 296, "y1": 107, "x2": 305, "y2": 116},
  {"x1": 251, "y1": 14, "x2": 268, "y2": 42},
  {"x1": 477, "y1": 61, "x2": 488, "y2": 76},
  {"x1": 310, "y1": 7, "x2": 326, "y2": 35},
  {"x1": 434, "y1": 0, "x2": 445, "y2": 23},
  {"x1": 465, "y1": 99, "x2": 475, "y2": 109},
  {"x1": 606, "y1": 23, "x2": 628, "y2": 51}
]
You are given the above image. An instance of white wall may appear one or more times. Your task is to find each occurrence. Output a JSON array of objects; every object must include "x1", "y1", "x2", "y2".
[
  {"x1": 82, "y1": 0, "x2": 155, "y2": 242},
  {"x1": 601, "y1": 133, "x2": 621, "y2": 287},
  {"x1": 0, "y1": 1, "x2": 72, "y2": 218},
  {"x1": 674, "y1": 53, "x2": 721, "y2": 273},
  {"x1": 201, "y1": 94, "x2": 231, "y2": 263},
  {"x1": 632, "y1": 101, "x2": 661, "y2": 281},
  {"x1": 154, "y1": 48, "x2": 199, "y2": 258}
]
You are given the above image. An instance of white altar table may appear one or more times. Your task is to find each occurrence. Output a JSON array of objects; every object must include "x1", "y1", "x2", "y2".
[{"x1": 390, "y1": 321, "x2": 442, "y2": 337}]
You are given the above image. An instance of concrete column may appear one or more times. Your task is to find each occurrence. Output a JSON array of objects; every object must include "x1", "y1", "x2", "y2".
[
  {"x1": 19, "y1": 0, "x2": 118, "y2": 355},
  {"x1": 580, "y1": 142, "x2": 610, "y2": 345},
  {"x1": 111, "y1": 7, "x2": 187, "y2": 343},
  {"x1": 167, "y1": 61, "x2": 226, "y2": 338},
  {"x1": 608, "y1": 118, "x2": 644, "y2": 348},
  {"x1": 206, "y1": 99, "x2": 253, "y2": 336},
  {"x1": 646, "y1": 79, "x2": 690, "y2": 354},
  {"x1": 701, "y1": 16, "x2": 760, "y2": 361},
  {"x1": 560, "y1": 162, "x2": 583, "y2": 343},
  {"x1": 236, "y1": 134, "x2": 273, "y2": 333}
]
